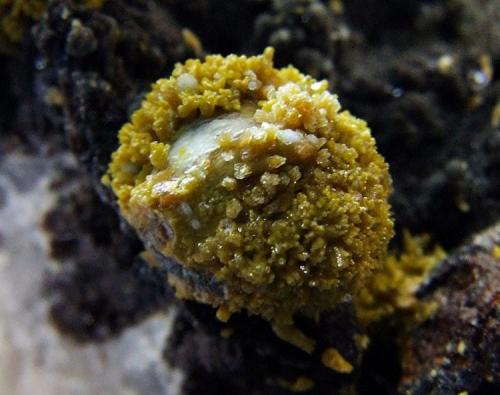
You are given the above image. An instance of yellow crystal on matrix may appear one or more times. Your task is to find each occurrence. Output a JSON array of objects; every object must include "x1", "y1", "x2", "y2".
[
  {"x1": 354, "y1": 230, "x2": 446, "y2": 327},
  {"x1": 106, "y1": 48, "x2": 394, "y2": 352}
]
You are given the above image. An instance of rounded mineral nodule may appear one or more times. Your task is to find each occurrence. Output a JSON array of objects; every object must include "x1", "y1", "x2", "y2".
[{"x1": 105, "y1": 48, "x2": 393, "y2": 351}]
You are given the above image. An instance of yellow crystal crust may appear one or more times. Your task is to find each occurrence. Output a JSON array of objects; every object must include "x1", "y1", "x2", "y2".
[{"x1": 106, "y1": 48, "x2": 394, "y2": 345}]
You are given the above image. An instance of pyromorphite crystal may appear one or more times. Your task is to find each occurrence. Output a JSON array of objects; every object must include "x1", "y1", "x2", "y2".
[
  {"x1": 105, "y1": 48, "x2": 394, "y2": 351},
  {"x1": 321, "y1": 347, "x2": 354, "y2": 374},
  {"x1": 354, "y1": 230, "x2": 446, "y2": 327}
]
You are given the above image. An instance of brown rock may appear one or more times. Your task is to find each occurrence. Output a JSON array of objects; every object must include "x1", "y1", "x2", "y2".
[{"x1": 400, "y1": 225, "x2": 500, "y2": 394}]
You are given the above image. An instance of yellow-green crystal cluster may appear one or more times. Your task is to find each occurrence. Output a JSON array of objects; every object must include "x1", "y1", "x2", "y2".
[
  {"x1": 105, "y1": 48, "x2": 394, "y2": 351},
  {"x1": 354, "y1": 230, "x2": 446, "y2": 326}
]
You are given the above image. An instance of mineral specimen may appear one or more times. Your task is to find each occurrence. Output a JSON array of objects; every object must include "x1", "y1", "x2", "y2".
[{"x1": 106, "y1": 48, "x2": 393, "y2": 351}]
